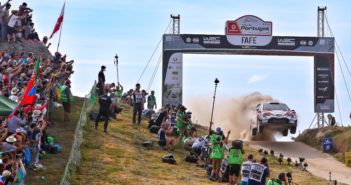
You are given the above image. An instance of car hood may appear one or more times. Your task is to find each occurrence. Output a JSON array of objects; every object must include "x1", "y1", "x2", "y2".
[{"x1": 269, "y1": 110, "x2": 286, "y2": 115}]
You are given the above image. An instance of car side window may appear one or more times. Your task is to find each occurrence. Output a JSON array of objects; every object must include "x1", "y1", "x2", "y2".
[{"x1": 256, "y1": 104, "x2": 261, "y2": 111}]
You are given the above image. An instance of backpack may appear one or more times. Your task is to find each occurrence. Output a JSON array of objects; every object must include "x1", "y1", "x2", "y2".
[
  {"x1": 162, "y1": 154, "x2": 176, "y2": 164},
  {"x1": 142, "y1": 140, "x2": 153, "y2": 148},
  {"x1": 149, "y1": 125, "x2": 160, "y2": 134},
  {"x1": 184, "y1": 154, "x2": 198, "y2": 163}
]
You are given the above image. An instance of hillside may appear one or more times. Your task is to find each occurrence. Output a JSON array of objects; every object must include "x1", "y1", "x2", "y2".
[
  {"x1": 296, "y1": 127, "x2": 351, "y2": 161},
  {"x1": 71, "y1": 104, "x2": 341, "y2": 185},
  {"x1": 0, "y1": 39, "x2": 51, "y2": 56}
]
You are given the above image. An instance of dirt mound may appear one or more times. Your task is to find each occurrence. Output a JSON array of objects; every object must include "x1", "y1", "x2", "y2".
[{"x1": 0, "y1": 39, "x2": 51, "y2": 57}]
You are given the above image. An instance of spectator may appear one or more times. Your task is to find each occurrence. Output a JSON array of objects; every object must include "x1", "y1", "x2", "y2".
[
  {"x1": 209, "y1": 130, "x2": 230, "y2": 181},
  {"x1": 61, "y1": 80, "x2": 72, "y2": 121},
  {"x1": 241, "y1": 154, "x2": 254, "y2": 185},
  {"x1": 97, "y1": 65, "x2": 106, "y2": 95},
  {"x1": 95, "y1": 90, "x2": 112, "y2": 133},
  {"x1": 266, "y1": 173, "x2": 288, "y2": 185},
  {"x1": 228, "y1": 140, "x2": 244, "y2": 185},
  {"x1": 0, "y1": 170, "x2": 12, "y2": 185},
  {"x1": 147, "y1": 90, "x2": 157, "y2": 110},
  {"x1": 7, "y1": 10, "x2": 25, "y2": 43},
  {"x1": 248, "y1": 157, "x2": 270, "y2": 185},
  {"x1": 157, "y1": 122, "x2": 176, "y2": 151},
  {"x1": 40, "y1": 36, "x2": 51, "y2": 49},
  {"x1": 132, "y1": 83, "x2": 144, "y2": 125},
  {"x1": 9, "y1": 87, "x2": 19, "y2": 102},
  {"x1": 1, "y1": 2, "x2": 11, "y2": 42},
  {"x1": 176, "y1": 105, "x2": 187, "y2": 144},
  {"x1": 114, "y1": 82, "x2": 123, "y2": 102},
  {"x1": 6, "y1": 111, "x2": 25, "y2": 134}
]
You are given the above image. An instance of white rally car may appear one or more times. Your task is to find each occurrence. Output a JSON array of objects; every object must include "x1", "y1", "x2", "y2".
[{"x1": 250, "y1": 102, "x2": 297, "y2": 137}]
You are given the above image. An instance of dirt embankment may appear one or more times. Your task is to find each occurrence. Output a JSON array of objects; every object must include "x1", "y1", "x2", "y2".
[{"x1": 295, "y1": 127, "x2": 351, "y2": 161}]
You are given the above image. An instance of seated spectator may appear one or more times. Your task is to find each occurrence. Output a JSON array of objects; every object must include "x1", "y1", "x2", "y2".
[
  {"x1": 267, "y1": 173, "x2": 288, "y2": 185},
  {"x1": 158, "y1": 122, "x2": 176, "y2": 151},
  {"x1": 184, "y1": 127, "x2": 198, "y2": 151}
]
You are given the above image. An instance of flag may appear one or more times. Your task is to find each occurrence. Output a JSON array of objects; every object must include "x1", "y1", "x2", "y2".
[
  {"x1": 8, "y1": 58, "x2": 40, "y2": 119},
  {"x1": 49, "y1": 2, "x2": 65, "y2": 39},
  {"x1": 55, "y1": 82, "x2": 62, "y2": 101}
]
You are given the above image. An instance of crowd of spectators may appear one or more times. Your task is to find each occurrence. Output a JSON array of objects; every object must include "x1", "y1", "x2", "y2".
[
  {"x1": 0, "y1": 0, "x2": 46, "y2": 45},
  {"x1": 0, "y1": 2, "x2": 74, "y2": 184}
]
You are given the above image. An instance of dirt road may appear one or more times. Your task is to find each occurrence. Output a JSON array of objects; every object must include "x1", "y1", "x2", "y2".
[{"x1": 248, "y1": 141, "x2": 351, "y2": 185}]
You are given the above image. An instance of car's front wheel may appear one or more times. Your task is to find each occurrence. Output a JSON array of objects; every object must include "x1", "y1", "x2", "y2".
[
  {"x1": 257, "y1": 118, "x2": 264, "y2": 133},
  {"x1": 290, "y1": 126, "x2": 297, "y2": 134},
  {"x1": 282, "y1": 129, "x2": 288, "y2": 136}
]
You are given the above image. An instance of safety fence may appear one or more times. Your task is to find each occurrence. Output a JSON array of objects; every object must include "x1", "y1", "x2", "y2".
[{"x1": 59, "y1": 83, "x2": 97, "y2": 185}]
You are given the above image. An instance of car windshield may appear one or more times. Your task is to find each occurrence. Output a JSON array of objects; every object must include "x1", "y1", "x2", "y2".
[{"x1": 263, "y1": 103, "x2": 289, "y2": 111}]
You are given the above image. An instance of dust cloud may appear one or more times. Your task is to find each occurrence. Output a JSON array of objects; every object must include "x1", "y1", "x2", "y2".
[{"x1": 187, "y1": 92, "x2": 276, "y2": 141}]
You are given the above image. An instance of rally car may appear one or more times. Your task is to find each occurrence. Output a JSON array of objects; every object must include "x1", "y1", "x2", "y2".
[{"x1": 250, "y1": 102, "x2": 297, "y2": 137}]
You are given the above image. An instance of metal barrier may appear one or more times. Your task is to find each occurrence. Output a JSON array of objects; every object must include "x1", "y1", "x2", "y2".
[{"x1": 59, "y1": 83, "x2": 97, "y2": 185}]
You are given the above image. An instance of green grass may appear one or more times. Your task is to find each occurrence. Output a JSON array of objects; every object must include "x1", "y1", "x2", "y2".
[
  {"x1": 26, "y1": 97, "x2": 84, "y2": 185},
  {"x1": 71, "y1": 103, "x2": 341, "y2": 185}
]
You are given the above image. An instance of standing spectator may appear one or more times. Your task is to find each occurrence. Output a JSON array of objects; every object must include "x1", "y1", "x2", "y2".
[
  {"x1": 95, "y1": 90, "x2": 112, "y2": 133},
  {"x1": 228, "y1": 140, "x2": 244, "y2": 185},
  {"x1": 6, "y1": 111, "x2": 25, "y2": 134},
  {"x1": 97, "y1": 65, "x2": 106, "y2": 95},
  {"x1": 40, "y1": 36, "x2": 51, "y2": 49},
  {"x1": 248, "y1": 157, "x2": 270, "y2": 185},
  {"x1": 157, "y1": 122, "x2": 176, "y2": 151},
  {"x1": 1, "y1": 2, "x2": 11, "y2": 42},
  {"x1": 132, "y1": 83, "x2": 144, "y2": 125},
  {"x1": 114, "y1": 82, "x2": 123, "y2": 102},
  {"x1": 241, "y1": 154, "x2": 254, "y2": 185},
  {"x1": 7, "y1": 10, "x2": 25, "y2": 43},
  {"x1": 209, "y1": 130, "x2": 230, "y2": 181},
  {"x1": 9, "y1": 87, "x2": 19, "y2": 102},
  {"x1": 176, "y1": 105, "x2": 187, "y2": 144},
  {"x1": 147, "y1": 90, "x2": 157, "y2": 110},
  {"x1": 61, "y1": 80, "x2": 72, "y2": 121}
]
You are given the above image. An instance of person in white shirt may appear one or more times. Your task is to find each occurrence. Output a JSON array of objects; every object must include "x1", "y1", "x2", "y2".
[
  {"x1": 9, "y1": 87, "x2": 19, "y2": 102},
  {"x1": 241, "y1": 154, "x2": 254, "y2": 185},
  {"x1": 7, "y1": 10, "x2": 25, "y2": 43}
]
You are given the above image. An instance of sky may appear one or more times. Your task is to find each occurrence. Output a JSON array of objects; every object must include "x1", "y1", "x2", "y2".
[{"x1": 16, "y1": 0, "x2": 351, "y2": 133}]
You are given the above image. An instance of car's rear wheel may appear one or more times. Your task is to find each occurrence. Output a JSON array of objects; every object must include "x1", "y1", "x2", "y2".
[
  {"x1": 282, "y1": 129, "x2": 288, "y2": 136},
  {"x1": 251, "y1": 124, "x2": 257, "y2": 136},
  {"x1": 290, "y1": 126, "x2": 297, "y2": 134}
]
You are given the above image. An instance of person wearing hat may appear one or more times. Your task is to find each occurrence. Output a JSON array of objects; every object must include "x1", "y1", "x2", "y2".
[
  {"x1": 2, "y1": 135, "x2": 17, "y2": 153},
  {"x1": 9, "y1": 87, "x2": 19, "y2": 102},
  {"x1": 266, "y1": 173, "x2": 288, "y2": 185},
  {"x1": 0, "y1": 170, "x2": 12, "y2": 185},
  {"x1": 61, "y1": 80, "x2": 73, "y2": 121},
  {"x1": 147, "y1": 90, "x2": 157, "y2": 110},
  {"x1": 98, "y1": 65, "x2": 106, "y2": 95}
]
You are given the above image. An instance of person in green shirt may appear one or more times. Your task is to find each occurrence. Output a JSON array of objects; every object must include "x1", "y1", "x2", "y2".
[
  {"x1": 209, "y1": 130, "x2": 230, "y2": 181},
  {"x1": 266, "y1": 173, "x2": 288, "y2": 185},
  {"x1": 147, "y1": 90, "x2": 157, "y2": 110},
  {"x1": 228, "y1": 140, "x2": 244, "y2": 185},
  {"x1": 176, "y1": 105, "x2": 187, "y2": 145},
  {"x1": 114, "y1": 82, "x2": 123, "y2": 102}
]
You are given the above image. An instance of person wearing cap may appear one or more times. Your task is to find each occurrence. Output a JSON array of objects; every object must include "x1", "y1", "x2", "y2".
[
  {"x1": 241, "y1": 154, "x2": 255, "y2": 185},
  {"x1": 0, "y1": 170, "x2": 12, "y2": 185},
  {"x1": 61, "y1": 80, "x2": 73, "y2": 121},
  {"x1": 208, "y1": 123, "x2": 225, "y2": 146},
  {"x1": 248, "y1": 157, "x2": 270, "y2": 185},
  {"x1": 97, "y1": 65, "x2": 106, "y2": 95},
  {"x1": 147, "y1": 90, "x2": 157, "y2": 110},
  {"x1": 132, "y1": 83, "x2": 144, "y2": 125},
  {"x1": 208, "y1": 130, "x2": 230, "y2": 181},
  {"x1": 266, "y1": 173, "x2": 288, "y2": 185}
]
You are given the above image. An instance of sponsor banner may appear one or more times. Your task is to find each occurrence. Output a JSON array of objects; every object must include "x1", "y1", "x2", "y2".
[
  {"x1": 226, "y1": 15, "x2": 272, "y2": 36},
  {"x1": 314, "y1": 55, "x2": 334, "y2": 112},
  {"x1": 163, "y1": 53, "x2": 183, "y2": 106}
]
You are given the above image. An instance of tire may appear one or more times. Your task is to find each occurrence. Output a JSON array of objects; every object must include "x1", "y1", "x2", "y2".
[
  {"x1": 290, "y1": 126, "x2": 297, "y2": 134},
  {"x1": 257, "y1": 118, "x2": 264, "y2": 133},
  {"x1": 282, "y1": 129, "x2": 288, "y2": 136}
]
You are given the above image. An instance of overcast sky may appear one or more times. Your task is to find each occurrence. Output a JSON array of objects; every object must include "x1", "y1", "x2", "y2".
[{"x1": 19, "y1": 0, "x2": 351, "y2": 133}]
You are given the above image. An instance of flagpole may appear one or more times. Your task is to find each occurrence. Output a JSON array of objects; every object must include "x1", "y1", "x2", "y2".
[
  {"x1": 56, "y1": 2, "x2": 65, "y2": 52},
  {"x1": 56, "y1": 15, "x2": 64, "y2": 52}
]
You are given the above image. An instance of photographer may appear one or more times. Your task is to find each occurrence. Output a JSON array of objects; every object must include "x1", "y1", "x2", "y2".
[
  {"x1": 176, "y1": 105, "x2": 187, "y2": 145},
  {"x1": 228, "y1": 140, "x2": 244, "y2": 185},
  {"x1": 248, "y1": 157, "x2": 270, "y2": 185},
  {"x1": 266, "y1": 173, "x2": 288, "y2": 185}
]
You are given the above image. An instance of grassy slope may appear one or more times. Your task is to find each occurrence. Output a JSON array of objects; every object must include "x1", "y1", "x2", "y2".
[
  {"x1": 71, "y1": 104, "x2": 339, "y2": 185},
  {"x1": 296, "y1": 127, "x2": 351, "y2": 161},
  {"x1": 26, "y1": 97, "x2": 84, "y2": 185}
]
